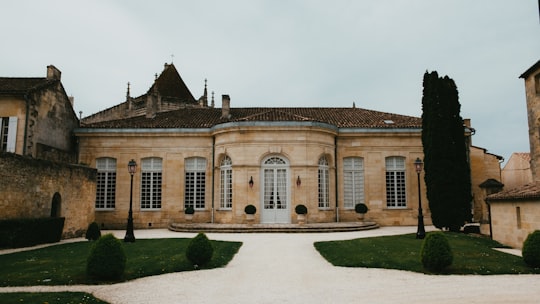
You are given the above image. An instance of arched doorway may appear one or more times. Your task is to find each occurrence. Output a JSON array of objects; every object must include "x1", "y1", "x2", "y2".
[
  {"x1": 50, "y1": 192, "x2": 61, "y2": 217},
  {"x1": 260, "y1": 156, "x2": 290, "y2": 223}
]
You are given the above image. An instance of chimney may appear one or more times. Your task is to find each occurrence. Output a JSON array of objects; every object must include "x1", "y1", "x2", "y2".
[
  {"x1": 46, "y1": 65, "x2": 61, "y2": 80},
  {"x1": 221, "y1": 95, "x2": 230, "y2": 119}
]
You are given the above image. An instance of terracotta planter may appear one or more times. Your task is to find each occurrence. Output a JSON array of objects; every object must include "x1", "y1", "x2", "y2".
[
  {"x1": 297, "y1": 214, "x2": 306, "y2": 225},
  {"x1": 245, "y1": 213, "x2": 255, "y2": 225}
]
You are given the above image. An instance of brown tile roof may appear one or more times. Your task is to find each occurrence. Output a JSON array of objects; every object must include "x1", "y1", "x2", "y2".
[
  {"x1": 0, "y1": 77, "x2": 55, "y2": 95},
  {"x1": 81, "y1": 107, "x2": 422, "y2": 129},
  {"x1": 146, "y1": 64, "x2": 196, "y2": 103},
  {"x1": 487, "y1": 182, "x2": 540, "y2": 202}
]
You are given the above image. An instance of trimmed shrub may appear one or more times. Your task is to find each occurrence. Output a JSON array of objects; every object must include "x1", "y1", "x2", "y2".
[
  {"x1": 244, "y1": 204, "x2": 257, "y2": 214},
  {"x1": 522, "y1": 230, "x2": 540, "y2": 268},
  {"x1": 85, "y1": 222, "x2": 101, "y2": 241},
  {"x1": 420, "y1": 232, "x2": 453, "y2": 272},
  {"x1": 295, "y1": 204, "x2": 308, "y2": 215},
  {"x1": 0, "y1": 217, "x2": 64, "y2": 249},
  {"x1": 355, "y1": 203, "x2": 368, "y2": 214},
  {"x1": 86, "y1": 234, "x2": 126, "y2": 280},
  {"x1": 186, "y1": 233, "x2": 214, "y2": 267},
  {"x1": 185, "y1": 206, "x2": 195, "y2": 214}
]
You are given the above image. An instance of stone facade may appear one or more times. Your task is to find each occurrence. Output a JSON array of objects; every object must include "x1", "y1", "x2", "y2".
[
  {"x1": 524, "y1": 61, "x2": 540, "y2": 181},
  {"x1": 489, "y1": 198, "x2": 540, "y2": 249},
  {"x1": 0, "y1": 65, "x2": 79, "y2": 162},
  {"x1": 77, "y1": 123, "x2": 429, "y2": 228},
  {"x1": 469, "y1": 145, "x2": 503, "y2": 234},
  {"x1": 486, "y1": 60, "x2": 540, "y2": 248},
  {"x1": 502, "y1": 152, "x2": 532, "y2": 190},
  {"x1": 0, "y1": 153, "x2": 96, "y2": 238}
]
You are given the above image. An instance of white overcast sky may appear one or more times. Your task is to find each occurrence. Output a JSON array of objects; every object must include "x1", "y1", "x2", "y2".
[{"x1": 2, "y1": 0, "x2": 539, "y2": 164}]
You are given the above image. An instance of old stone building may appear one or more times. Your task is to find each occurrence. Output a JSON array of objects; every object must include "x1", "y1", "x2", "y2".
[
  {"x1": 0, "y1": 66, "x2": 95, "y2": 237},
  {"x1": 0, "y1": 63, "x2": 504, "y2": 236},
  {"x1": 0, "y1": 65, "x2": 79, "y2": 162},
  {"x1": 76, "y1": 63, "x2": 500, "y2": 230},
  {"x1": 502, "y1": 152, "x2": 532, "y2": 190},
  {"x1": 487, "y1": 60, "x2": 540, "y2": 248}
]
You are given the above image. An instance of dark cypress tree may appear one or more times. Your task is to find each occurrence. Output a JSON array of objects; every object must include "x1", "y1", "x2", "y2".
[{"x1": 421, "y1": 71, "x2": 472, "y2": 231}]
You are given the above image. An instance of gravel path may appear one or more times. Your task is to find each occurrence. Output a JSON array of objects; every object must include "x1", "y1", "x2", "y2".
[{"x1": 1, "y1": 227, "x2": 538, "y2": 304}]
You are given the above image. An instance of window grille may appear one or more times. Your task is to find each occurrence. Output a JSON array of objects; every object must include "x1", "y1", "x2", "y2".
[
  {"x1": 343, "y1": 157, "x2": 365, "y2": 209},
  {"x1": 95, "y1": 157, "x2": 116, "y2": 209},
  {"x1": 185, "y1": 157, "x2": 206, "y2": 210},
  {"x1": 385, "y1": 156, "x2": 406, "y2": 208},
  {"x1": 141, "y1": 157, "x2": 162, "y2": 209},
  {"x1": 220, "y1": 156, "x2": 232, "y2": 209},
  {"x1": 318, "y1": 156, "x2": 330, "y2": 208}
]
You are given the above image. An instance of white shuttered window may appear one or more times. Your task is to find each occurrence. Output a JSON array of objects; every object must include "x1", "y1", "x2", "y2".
[{"x1": 343, "y1": 157, "x2": 364, "y2": 209}]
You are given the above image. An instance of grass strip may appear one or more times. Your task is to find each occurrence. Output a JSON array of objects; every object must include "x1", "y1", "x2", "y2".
[
  {"x1": 0, "y1": 292, "x2": 109, "y2": 304},
  {"x1": 0, "y1": 238, "x2": 241, "y2": 286},
  {"x1": 314, "y1": 232, "x2": 540, "y2": 275}
]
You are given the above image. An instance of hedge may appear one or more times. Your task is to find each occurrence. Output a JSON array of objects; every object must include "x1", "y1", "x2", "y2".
[{"x1": 0, "y1": 217, "x2": 65, "y2": 248}]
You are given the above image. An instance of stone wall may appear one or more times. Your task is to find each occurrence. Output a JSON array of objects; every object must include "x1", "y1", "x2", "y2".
[
  {"x1": 489, "y1": 199, "x2": 540, "y2": 248},
  {"x1": 0, "y1": 153, "x2": 96, "y2": 238}
]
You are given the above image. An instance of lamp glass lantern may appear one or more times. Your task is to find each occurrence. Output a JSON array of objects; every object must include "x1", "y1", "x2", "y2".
[{"x1": 414, "y1": 157, "x2": 423, "y2": 173}]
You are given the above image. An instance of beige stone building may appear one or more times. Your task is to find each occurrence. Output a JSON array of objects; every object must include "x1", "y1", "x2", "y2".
[
  {"x1": 0, "y1": 65, "x2": 95, "y2": 238},
  {"x1": 502, "y1": 152, "x2": 532, "y2": 190},
  {"x1": 469, "y1": 145, "x2": 503, "y2": 234},
  {"x1": 0, "y1": 65, "x2": 79, "y2": 162},
  {"x1": 76, "y1": 63, "x2": 500, "y2": 230},
  {"x1": 487, "y1": 60, "x2": 540, "y2": 248}
]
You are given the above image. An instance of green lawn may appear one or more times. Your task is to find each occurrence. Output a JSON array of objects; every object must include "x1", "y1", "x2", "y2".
[
  {"x1": 0, "y1": 238, "x2": 242, "y2": 286},
  {"x1": 314, "y1": 232, "x2": 540, "y2": 275},
  {"x1": 0, "y1": 292, "x2": 109, "y2": 304}
]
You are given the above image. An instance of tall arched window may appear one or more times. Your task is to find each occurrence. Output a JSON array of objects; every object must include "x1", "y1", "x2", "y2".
[
  {"x1": 220, "y1": 156, "x2": 232, "y2": 209},
  {"x1": 343, "y1": 157, "x2": 364, "y2": 209},
  {"x1": 386, "y1": 156, "x2": 406, "y2": 208},
  {"x1": 96, "y1": 157, "x2": 116, "y2": 210},
  {"x1": 141, "y1": 157, "x2": 162, "y2": 209},
  {"x1": 318, "y1": 156, "x2": 330, "y2": 209},
  {"x1": 185, "y1": 157, "x2": 207, "y2": 210}
]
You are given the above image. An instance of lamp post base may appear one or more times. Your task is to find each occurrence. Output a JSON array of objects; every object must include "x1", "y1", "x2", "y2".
[
  {"x1": 416, "y1": 215, "x2": 426, "y2": 239},
  {"x1": 124, "y1": 217, "x2": 135, "y2": 243}
]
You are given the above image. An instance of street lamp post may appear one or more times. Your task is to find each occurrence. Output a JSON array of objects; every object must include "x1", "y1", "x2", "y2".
[
  {"x1": 124, "y1": 159, "x2": 137, "y2": 243},
  {"x1": 414, "y1": 157, "x2": 426, "y2": 239}
]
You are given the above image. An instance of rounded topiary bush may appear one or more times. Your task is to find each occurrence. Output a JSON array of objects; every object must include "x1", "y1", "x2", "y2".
[
  {"x1": 185, "y1": 206, "x2": 195, "y2": 215},
  {"x1": 355, "y1": 203, "x2": 368, "y2": 214},
  {"x1": 186, "y1": 233, "x2": 214, "y2": 267},
  {"x1": 86, "y1": 234, "x2": 126, "y2": 280},
  {"x1": 85, "y1": 222, "x2": 101, "y2": 241},
  {"x1": 522, "y1": 230, "x2": 540, "y2": 268},
  {"x1": 420, "y1": 232, "x2": 453, "y2": 272},
  {"x1": 295, "y1": 204, "x2": 308, "y2": 215},
  {"x1": 244, "y1": 204, "x2": 257, "y2": 215}
]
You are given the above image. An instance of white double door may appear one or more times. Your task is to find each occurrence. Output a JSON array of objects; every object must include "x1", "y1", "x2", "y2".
[{"x1": 260, "y1": 166, "x2": 290, "y2": 224}]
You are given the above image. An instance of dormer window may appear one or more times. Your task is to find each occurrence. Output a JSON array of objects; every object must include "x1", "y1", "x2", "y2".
[{"x1": 384, "y1": 120, "x2": 395, "y2": 124}]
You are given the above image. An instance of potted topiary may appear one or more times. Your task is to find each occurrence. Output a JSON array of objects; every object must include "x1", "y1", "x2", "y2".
[
  {"x1": 355, "y1": 203, "x2": 368, "y2": 222},
  {"x1": 185, "y1": 206, "x2": 195, "y2": 222},
  {"x1": 244, "y1": 204, "x2": 257, "y2": 224},
  {"x1": 295, "y1": 204, "x2": 308, "y2": 225}
]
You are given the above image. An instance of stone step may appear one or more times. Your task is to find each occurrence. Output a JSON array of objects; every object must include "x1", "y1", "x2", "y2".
[{"x1": 168, "y1": 221, "x2": 379, "y2": 233}]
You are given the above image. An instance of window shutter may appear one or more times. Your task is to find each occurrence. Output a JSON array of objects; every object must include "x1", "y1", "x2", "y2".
[{"x1": 6, "y1": 117, "x2": 17, "y2": 152}]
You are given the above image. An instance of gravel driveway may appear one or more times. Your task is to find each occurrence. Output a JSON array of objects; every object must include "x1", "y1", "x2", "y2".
[{"x1": 1, "y1": 227, "x2": 538, "y2": 304}]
